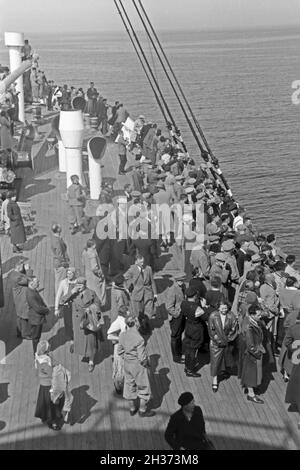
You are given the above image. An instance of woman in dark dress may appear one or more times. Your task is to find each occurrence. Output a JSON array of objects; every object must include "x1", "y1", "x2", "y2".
[
  {"x1": 284, "y1": 312, "x2": 300, "y2": 429},
  {"x1": 34, "y1": 340, "x2": 64, "y2": 430},
  {"x1": 6, "y1": 191, "x2": 26, "y2": 252},
  {"x1": 239, "y1": 305, "x2": 266, "y2": 404}
]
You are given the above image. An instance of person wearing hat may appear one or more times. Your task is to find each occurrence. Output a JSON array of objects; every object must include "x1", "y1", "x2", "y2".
[
  {"x1": 209, "y1": 252, "x2": 230, "y2": 299},
  {"x1": 117, "y1": 315, "x2": 154, "y2": 417},
  {"x1": 190, "y1": 234, "x2": 210, "y2": 281},
  {"x1": 165, "y1": 273, "x2": 186, "y2": 364},
  {"x1": 6, "y1": 190, "x2": 26, "y2": 253},
  {"x1": 131, "y1": 164, "x2": 144, "y2": 193},
  {"x1": 67, "y1": 175, "x2": 89, "y2": 235},
  {"x1": 72, "y1": 277, "x2": 102, "y2": 372},
  {"x1": 110, "y1": 273, "x2": 130, "y2": 323},
  {"x1": 208, "y1": 300, "x2": 238, "y2": 392},
  {"x1": 142, "y1": 123, "x2": 157, "y2": 162},
  {"x1": 173, "y1": 175, "x2": 185, "y2": 201},
  {"x1": 236, "y1": 236, "x2": 251, "y2": 277},
  {"x1": 181, "y1": 286, "x2": 206, "y2": 377},
  {"x1": 117, "y1": 131, "x2": 128, "y2": 175},
  {"x1": 239, "y1": 304, "x2": 265, "y2": 404},
  {"x1": 82, "y1": 239, "x2": 107, "y2": 307},
  {"x1": 50, "y1": 223, "x2": 70, "y2": 295},
  {"x1": 165, "y1": 392, "x2": 212, "y2": 450},
  {"x1": 233, "y1": 207, "x2": 246, "y2": 232},
  {"x1": 26, "y1": 277, "x2": 50, "y2": 355},
  {"x1": 123, "y1": 253, "x2": 158, "y2": 322},
  {"x1": 54, "y1": 267, "x2": 78, "y2": 353},
  {"x1": 107, "y1": 304, "x2": 129, "y2": 394},
  {"x1": 221, "y1": 239, "x2": 240, "y2": 302},
  {"x1": 34, "y1": 340, "x2": 65, "y2": 431},
  {"x1": 153, "y1": 182, "x2": 173, "y2": 248},
  {"x1": 9, "y1": 260, "x2": 34, "y2": 340}
]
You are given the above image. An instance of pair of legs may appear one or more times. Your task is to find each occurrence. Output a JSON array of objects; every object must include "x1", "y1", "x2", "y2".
[
  {"x1": 118, "y1": 154, "x2": 127, "y2": 175},
  {"x1": 69, "y1": 205, "x2": 89, "y2": 234},
  {"x1": 31, "y1": 324, "x2": 43, "y2": 355},
  {"x1": 169, "y1": 314, "x2": 185, "y2": 363}
]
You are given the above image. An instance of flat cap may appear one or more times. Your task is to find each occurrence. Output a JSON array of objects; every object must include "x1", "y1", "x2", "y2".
[
  {"x1": 131, "y1": 190, "x2": 141, "y2": 197},
  {"x1": 186, "y1": 286, "x2": 198, "y2": 297},
  {"x1": 222, "y1": 239, "x2": 235, "y2": 251},
  {"x1": 215, "y1": 252, "x2": 227, "y2": 262}
]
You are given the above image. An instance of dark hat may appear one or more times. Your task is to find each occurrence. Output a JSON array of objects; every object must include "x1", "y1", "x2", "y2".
[
  {"x1": 245, "y1": 292, "x2": 258, "y2": 305},
  {"x1": 178, "y1": 392, "x2": 194, "y2": 407},
  {"x1": 186, "y1": 286, "x2": 197, "y2": 298},
  {"x1": 113, "y1": 273, "x2": 124, "y2": 286}
]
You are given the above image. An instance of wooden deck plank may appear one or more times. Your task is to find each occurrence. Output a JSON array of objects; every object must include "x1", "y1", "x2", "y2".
[{"x1": 0, "y1": 110, "x2": 299, "y2": 450}]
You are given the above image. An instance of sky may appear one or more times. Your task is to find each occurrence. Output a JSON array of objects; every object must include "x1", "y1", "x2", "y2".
[{"x1": 1, "y1": 0, "x2": 300, "y2": 34}]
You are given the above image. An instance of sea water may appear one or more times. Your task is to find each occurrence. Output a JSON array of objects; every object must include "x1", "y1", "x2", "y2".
[{"x1": 1, "y1": 27, "x2": 299, "y2": 258}]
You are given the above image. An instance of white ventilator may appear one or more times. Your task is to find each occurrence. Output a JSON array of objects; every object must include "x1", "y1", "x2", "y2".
[
  {"x1": 87, "y1": 136, "x2": 107, "y2": 199},
  {"x1": 4, "y1": 32, "x2": 26, "y2": 122},
  {"x1": 59, "y1": 110, "x2": 84, "y2": 187}
]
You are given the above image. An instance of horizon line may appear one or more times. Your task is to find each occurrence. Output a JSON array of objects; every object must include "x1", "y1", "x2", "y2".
[{"x1": 1, "y1": 23, "x2": 300, "y2": 36}]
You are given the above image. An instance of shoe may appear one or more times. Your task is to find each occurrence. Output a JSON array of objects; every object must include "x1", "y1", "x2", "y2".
[
  {"x1": 212, "y1": 384, "x2": 219, "y2": 393},
  {"x1": 129, "y1": 407, "x2": 139, "y2": 416},
  {"x1": 49, "y1": 423, "x2": 60, "y2": 431},
  {"x1": 118, "y1": 171, "x2": 126, "y2": 175},
  {"x1": 69, "y1": 344, "x2": 74, "y2": 354},
  {"x1": 247, "y1": 395, "x2": 264, "y2": 404},
  {"x1": 88, "y1": 363, "x2": 95, "y2": 373},
  {"x1": 138, "y1": 410, "x2": 156, "y2": 418},
  {"x1": 185, "y1": 370, "x2": 201, "y2": 378},
  {"x1": 173, "y1": 357, "x2": 184, "y2": 364}
]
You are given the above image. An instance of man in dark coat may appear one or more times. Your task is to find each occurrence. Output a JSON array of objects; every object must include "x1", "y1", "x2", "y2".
[
  {"x1": 181, "y1": 287, "x2": 206, "y2": 377},
  {"x1": 9, "y1": 261, "x2": 33, "y2": 339},
  {"x1": 166, "y1": 274, "x2": 186, "y2": 363},
  {"x1": 26, "y1": 277, "x2": 50, "y2": 354},
  {"x1": 236, "y1": 237, "x2": 250, "y2": 277},
  {"x1": 6, "y1": 192, "x2": 26, "y2": 252},
  {"x1": 165, "y1": 392, "x2": 212, "y2": 450}
]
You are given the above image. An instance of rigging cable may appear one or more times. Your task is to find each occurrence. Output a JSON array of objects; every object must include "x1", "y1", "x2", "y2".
[
  {"x1": 132, "y1": 0, "x2": 207, "y2": 156},
  {"x1": 137, "y1": 0, "x2": 232, "y2": 196},
  {"x1": 115, "y1": 0, "x2": 185, "y2": 148},
  {"x1": 113, "y1": 0, "x2": 169, "y2": 125}
]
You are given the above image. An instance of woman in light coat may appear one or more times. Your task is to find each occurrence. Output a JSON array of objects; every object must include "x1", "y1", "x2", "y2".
[{"x1": 82, "y1": 239, "x2": 106, "y2": 307}]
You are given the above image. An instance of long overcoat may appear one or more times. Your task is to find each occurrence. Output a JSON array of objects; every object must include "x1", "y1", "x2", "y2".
[
  {"x1": 72, "y1": 288, "x2": 101, "y2": 357},
  {"x1": 82, "y1": 247, "x2": 106, "y2": 307},
  {"x1": 239, "y1": 317, "x2": 265, "y2": 388},
  {"x1": 284, "y1": 321, "x2": 300, "y2": 408},
  {"x1": 7, "y1": 201, "x2": 26, "y2": 245},
  {"x1": 208, "y1": 310, "x2": 238, "y2": 377}
]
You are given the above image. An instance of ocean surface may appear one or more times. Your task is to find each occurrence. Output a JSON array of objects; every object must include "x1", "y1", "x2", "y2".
[{"x1": 1, "y1": 27, "x2": 300, "y2": 259}]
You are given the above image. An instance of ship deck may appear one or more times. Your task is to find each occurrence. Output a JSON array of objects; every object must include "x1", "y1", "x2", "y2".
[{"x1": 0, "y1": 110, "x2": 299, "y2": 450}]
